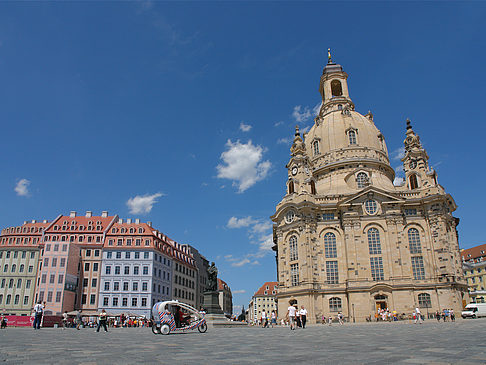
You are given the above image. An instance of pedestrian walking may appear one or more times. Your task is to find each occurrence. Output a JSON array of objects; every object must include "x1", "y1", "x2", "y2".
[
  {"x1": 62, "y1": 311, "x2": 68, "y2": 329},
  {"x1": 338, "y1": 312, "x2": 344, "y2": 325},
  {"x1": 450, "y1": 309, "x2": 455, "y2": 322},
  {"x1": 270, "y1": 310, "x2": 277, "y2": 328},
  {"x1": 414, "y1": 307, "x2": 422, "y2": 324},
  {"x1": 295, "y1": 306, "x2": 302, "y2": 328},
  {"x1": 287, "y1": 301, "x2": 296, "y2": 330},
  {"x1": 32, "y1": 301, "x2": 44, "y2": 329},
  {"x1": 435, "y1": 310, "x2": 441, "y2": 322},
  {"x1": 76, "y1": 310, "x2": 83, "y2": 330},
  {"x1": 261, "y1": 310, "x2": 268, "y2": 328},
  {"x1": 328, "y1": 316, "x2": 333, "y2": 326},
  {"x1": 1, "y1": 315, "x2": 7, "y2": 329},
  {"x1": 96, "y1": 309, "x2": 108, "y2": 332},
  {"x1": 299, "y1": 306, "x2": 307, "y2": 329}
]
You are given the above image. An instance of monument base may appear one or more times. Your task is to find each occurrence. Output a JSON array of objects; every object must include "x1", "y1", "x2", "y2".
[{"x1": 203, "y1": 291, "x2": 224, "y2": 315}]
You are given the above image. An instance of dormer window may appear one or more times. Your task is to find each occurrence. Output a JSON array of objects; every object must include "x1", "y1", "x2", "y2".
[
  {"x1": 348, "y1": 130, "x2": 357, "y2": 145},
  {"x1": 356, "y1": 172, "x2": 368, "y2": 188},
  {"x1": 312, "y1": 140, "x2": 320, "y2": 156}
]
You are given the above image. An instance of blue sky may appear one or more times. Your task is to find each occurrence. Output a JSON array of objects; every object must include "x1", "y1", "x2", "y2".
[{"x1": 1, "y1": 2, "x2": 485, "y2": 312}]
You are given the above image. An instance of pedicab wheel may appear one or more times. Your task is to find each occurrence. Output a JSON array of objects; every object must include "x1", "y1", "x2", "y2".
[
  {"x1": 152, "y1": 325, "x2": 161, "y2": 335},
  {"x1": 160, "y1": 324, "x2": 171, "y2": 335},
  {"x1": 198, "y1": 323, "x2": 207, "y2": 333}
]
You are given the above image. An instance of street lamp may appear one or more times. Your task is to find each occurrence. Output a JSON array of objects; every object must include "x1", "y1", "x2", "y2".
[{"x1": 352, "y1": 303, "x2": 355, "y2": 323}]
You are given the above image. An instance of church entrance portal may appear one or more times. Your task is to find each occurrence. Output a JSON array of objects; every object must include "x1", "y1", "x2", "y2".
[{"x1": 374, "y1": 295, "x2": 387, "y2": 311}]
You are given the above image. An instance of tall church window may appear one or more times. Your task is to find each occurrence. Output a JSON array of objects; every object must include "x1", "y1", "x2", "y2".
[
  {"x1": 408, "y1": 228, "x2": 422, "y2": 254},
  {"x1": 331, "y1": 80, "x2": 343, "y2": 97},
  {"x1": 411, "y1": 256, "x2": 425, "y2": 280},
  {"x1": 310, "y1": 180, "x2": 317, "y2": 195},
  {"x1": 324, "y1": 232, "x2": 337, "y2": 258},
  {"x1": 367, "y1": 228, "x2": 382, "y2": 255},
  {"x1": 418, "y1": 293, "x2": 431, "y2": 308},
  {"x1": 348, "y1": 130, "x2": 357, "y2": 145},
  {"x1": 290, "y1": 264, "x2": 299, "y2": 286},
  {"x1": 409, "y1": 174, "x2": 418, "y2": 190},
  {"x1": 288, "y1": 181, "x2": 294, "y2": 194},
  {"x1": 356, "y1": 172, "x2": 368, "y2": 188},
  {"x1": 313, "y1": 141, "x2": 320, "y2": 156},
  {"x1": 370, "y1": 257, "x2": 384, "y2": 281},
  {"x1": 326, "y1": 261, "x2": 339, "y2": 284},
  {"x1": 329, "y1": 297, "x2": 342, "y2": 312},
  {"x1": 289, "y1": 236, "x2": 298, "y2": 261}
]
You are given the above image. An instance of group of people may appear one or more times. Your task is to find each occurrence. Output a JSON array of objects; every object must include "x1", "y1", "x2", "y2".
[
  {"x1": 286, "y1": 303, "x2": 309, "y2": 330},
  {"x1": 375, "y1": 308, "x2": 400, "y2": 322},
  {"x1": 320, "y1": 312, "x2": 345, "y2": 325},
  {"x1": 258, "y1": 309, "x2": 277, "y2": 328},
  {"x1": 435, "y1": 309, "x2": 455, "y2": 322}
]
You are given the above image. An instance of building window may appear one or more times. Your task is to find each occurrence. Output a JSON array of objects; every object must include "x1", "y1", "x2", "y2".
[
  {"x1": 331, "y1": 79, "x2": 343, "y2": 97},
  {"x1": 367, "y1": 228, "x2": 382, "y2": 255},
  {"x1": 144, "y1": 252, "x2": 149, "y2": 259},
  {"x1": 142, "y1": 282, "x2": 148, "y2": 291},
  {"x1": 324, "y1": 232, "x2": 337, "y2": 258},
  {"x1": 92, "y1": 278, "x2": 97, "y2": 288},
  {"x1": 47, "y1": 291, "x2": 53, "y2": 302},
  {"x1": 19, "y1": 264, "x2": 24, "y2": 273},
  {"x1": 23, "y1": 296, "x2": 29, "y2": 305},
  {"x1": 58, "y1": 275, "x2": 64, "y2": 284},
  {"x1": 112, "y1": 297, "x2": 118, "y2": 306},
  {"x1": 122, "y1": 298, "x2": 128, "y2": 307},
  {"x1": 132, "y1": 298, "x2": 138, "y2": 307},
  {"x1": 26, "y1": 280, "x2": 31, "y2": 289},
  {"x1": 370, "y1": 257, "x2": 384, "y2": 281},
  {"x1": 313, "y1": 140, "x2": 320, "y2": 156},
  {"x1": 135, "y1": 252, "x2": 140, "y2": 259},
  {"x1": 141, "y1": 298, "x2": 147, "y2": 307},
  {"x1": 60, "y1": 258, "x2": 66, "y2": 268},
  {"x1": 17, "y1": 279, "x2": 22, "y2": 288},
  {"x1": 51, "y1": 258, "x2": 57, "y2": 267},
  {"x1": 329, "y1": 297, "x2": 342, "y2": 312},
  {"x1": 364, "y1": 200, "x2": 378, "y2": 215},
  {"x1": 106, "y1": 266, "x2": 111, "y2": 275},
  {"x1": 289, "y1": 236, "x2": 298, "y2": 261},
  {"x1": 123, "y1": 282, "x2": 129, "y2": 291},
  {"x1": 290, "y1": 263, "x2": 299, "y2": 286},
  {"x1": 113, "y1": 282, "x2": 120, "y2": 291},
  {"x1": 356, "y1": 172, "x2": 368, "y2": 188},
  {"x1": 408, "y1": 228, "x2": 422, "y2": 254},
  {"x1": 322, "y1": 213, "x2": 334, "y2": 221},
  {"x1": 14, "y1": 294, "x2": 20, "y2": 305},
  {"x1": 56, "y1": 291, "x2": 62, "y2": 303},
  {"x1": 104, "y1": 282, "x2": 110, "y2": 291},
  {"x1": 143, "y1": 266, "x2": 149, "y2": 275},
  {"x1": 405, "y1": 208, "x2": 417, "y2": 216},
  {"x1": 90, "y1": 294, "x2": 96, "y2": 305},
  {"x1": 133, "y1": 282, "x2": 138, "y2": 291},
  {"x1": 134, "y1": 266, "x2": 139, "y2": 275},
  {"x1": 288, "y1": 181, "x2": 294, "y2": 194},
  {"x1": 103, "y1": 297, "x2": 109, "y2": 306},
  {"x1": 326, "y1": 261, "x2": 339, "y2": 284},
  {"x1": 116, "y1": 252, "x2": 121, "y2": 259},
  {"x1": 348, "y1": 130, "x2": 357, "y2": 145},
  {"x1": 93, "y1": 263, "x2": 98, "y2": 272},
  {"x1": 310, "y1": 180, "x2": 317, "y2": 195},
  {"x1": 418, "y1": 293, "x2": 431, "y2": 308},
  {"x1": 115, "y1": 266, "x2": 120, "y2": 275},
  {"x1": 83, "y1": 278, "x2": 88, "y2": 287},
  {"x1": 124, "y1": 266, "x2": 130, "y2": 275},
  {"x1": 411, "y1": 256, "x2": 425, "y2": 280},
  {"x1": 409, "y1": 174, "x2": 419, "y2": 190},
  {"x1": 84, "y1": 263, "x2": 90, "y2": 271}
]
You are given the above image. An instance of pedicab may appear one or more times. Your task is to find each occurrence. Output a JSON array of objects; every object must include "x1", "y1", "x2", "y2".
[{"x1": 151, "y1": 300, "x2": 207, "y2": 335}]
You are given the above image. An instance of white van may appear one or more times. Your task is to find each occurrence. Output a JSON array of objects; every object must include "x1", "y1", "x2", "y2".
[{"x1": 461, "y1": 303, "x2": 486, "y2": 318}]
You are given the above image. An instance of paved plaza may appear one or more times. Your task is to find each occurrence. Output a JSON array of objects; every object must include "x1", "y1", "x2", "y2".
[{"x1": 0, "y1": 319, "x2": 485, "y2": 364}]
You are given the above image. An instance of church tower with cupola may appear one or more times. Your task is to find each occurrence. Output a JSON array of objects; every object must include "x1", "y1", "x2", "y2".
[{"x1": 271, "y1": 52, "x2": 467, "y2": 323}]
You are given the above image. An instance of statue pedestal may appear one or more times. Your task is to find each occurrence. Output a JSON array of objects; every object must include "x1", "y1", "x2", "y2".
[{"x1": 203, "y1": 291, "x2": 224, "y2": 315}]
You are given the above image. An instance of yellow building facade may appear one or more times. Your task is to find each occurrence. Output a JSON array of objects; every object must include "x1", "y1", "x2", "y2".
[{"x1": 271, "y1": 55, "x2": 468, "y2": 323}]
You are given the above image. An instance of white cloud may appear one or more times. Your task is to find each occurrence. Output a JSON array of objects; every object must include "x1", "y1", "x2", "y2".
[
  {"x1": 126, "y1": 193, "x2": 163, "y2": 214},
  {"x1": 251, "y1": 221, "x2": 272, "y2": 234},
  {"x1": 14, "y1": 179, "x2": 30, "y2": 197},
  {"x1": 277, "y1": 137, "x2": 292, "y2": 145},
  {"x1": 227, "y1": 216, "x2": 255, "y2": 229},
  {"x1": 274, "y1": 121, "x2": 284, "y2": 127},
  {"x1": 216, "y1": 140, "x2": 271, "y2": 193},
  {"x1": 232, "y1": 289, "x2": 246, "y2": 294},
  {"x1": 292, "y1": 105, "x2": 312, "y2": 123},
  {"x1": 313, "y1": 102, "x2": 322, "y2": 116},
  {"x1": 393, "y1": 177, "x2": 405, "y2": 186},
  {"x1": 232, "y1": 258, "x2": 250, "y2": 267},
  {"x1": 391, "y1": 146, "x2": 405, "y2": 161},
  {"x1": 239, "y1": 122, "x2": 252, "y2": 132}
]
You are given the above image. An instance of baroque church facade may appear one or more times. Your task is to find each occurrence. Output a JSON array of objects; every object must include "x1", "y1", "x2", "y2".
[{"x1": 271, "y1": 54, "x2": 468, "y2": 322}]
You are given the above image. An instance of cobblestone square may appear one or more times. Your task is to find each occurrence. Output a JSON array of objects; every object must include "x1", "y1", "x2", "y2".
[{"x1": 0, "y1": 319, "x2": 484, "y2": 364}]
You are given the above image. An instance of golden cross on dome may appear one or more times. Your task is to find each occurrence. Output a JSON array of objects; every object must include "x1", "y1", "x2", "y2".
[{"x1": 328, "y1": 48, "x2": 332, "y2": 64}]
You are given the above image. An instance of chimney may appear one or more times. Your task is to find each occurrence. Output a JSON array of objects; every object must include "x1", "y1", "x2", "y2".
[
  {"x1": 101, "y1": 211, "x2": 108, "y2": 218},
  {"x1": 118, "y1": 219, "x2": 123, "y2": 224},
  {"x1": 135, "y1": 218, "x2": 140, "y2": 224},
  {"x1": 86, "y1": 211, "x2": 92, "y2": 218},
  {"x1": 70, "y1": 211, "x2": 77, "y2": 218},
  {"x1": 31, "y1": 220, "x2": 36, "y2": 223},
  {"x1": 147, "y1": 221, "x2": 152, "y2": 227},
  {"x1": 23, "y1": 221, "x2": 28, "y2": 225},
  {"x1": 127, "y1": 218, "x2": 132, "y2": 224}
]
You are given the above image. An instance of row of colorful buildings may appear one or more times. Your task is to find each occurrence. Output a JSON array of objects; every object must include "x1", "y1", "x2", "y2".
[{"x1": 0, "y1": 211, "x2": 232, "y2": 318}]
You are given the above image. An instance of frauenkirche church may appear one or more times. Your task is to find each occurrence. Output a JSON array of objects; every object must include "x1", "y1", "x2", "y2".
[{"x1": 271, "y1": 52, "x2": 468, "y2": 322}]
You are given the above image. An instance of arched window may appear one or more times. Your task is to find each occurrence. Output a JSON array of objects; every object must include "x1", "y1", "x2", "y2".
[
  {"x1": 329, "y1": 297, "x2": 342, "y2": 312},
  {"x1": 310, "y1": 180, "x2": 316, "y2": 195},
  {"x1": 408, "y1": 228, "x2": 422, "y2": 254},
  {"x1": 348, "y1": 130, "x2": 357, "y2": 145},
  {"x1": 289, "y1": 236, "x2": 298, "y2": 261},
  {"x1": 418, "y1": 293, "x2": 431, "y2": 308},
  {"x1": 288, "y1": 181, "x2": 295, "y2": 194},
  {"x1": 6, "y1": 294, "x2": 11, "y2": 305},
  {"x1": 0, "y1": 294, "x2": 3, "y2": 304},
  {"x1": 367, "y1": 228, "x2": 382, "y2": 255},
  {"x1": 331, "y1": 80, "x2": 343, "y2": 97},
  {"x1": 11, "y1": 264, "x2": 16, "y2": 272},
  {"x1": 19, "y1": 264, "x2": 24, "y2": 273},
  {"x1": 409, "y1": 174, "x2": 418, "y2": 190},
  {"x1": 313, "y1": 141, "x2": 320, "y2": 156},
  {"x1": 324, "y1": 232, "x2": 337, "y2": 258},
  {"x1": 356, "y1": 172, "x2": 368, "y2": 188}
]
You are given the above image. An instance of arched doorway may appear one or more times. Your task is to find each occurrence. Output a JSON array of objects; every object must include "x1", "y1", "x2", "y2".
[{"x1": 374, "y1": 294, "x2": 387, "y2": 311}]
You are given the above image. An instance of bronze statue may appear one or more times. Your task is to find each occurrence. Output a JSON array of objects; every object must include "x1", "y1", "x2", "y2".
[{"x1": 207, "y1": 262, "x2": 218, "y2": 291}]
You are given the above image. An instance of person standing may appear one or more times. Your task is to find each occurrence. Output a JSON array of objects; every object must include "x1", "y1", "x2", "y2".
[
  {"x1": 76, "y1": 310, "x2": 83, "y2": 330},
  {"x1": 261, "y1": 310, "x2": 267, "y2": 328},
  {"x1": 96, "y1": 309, "x2": 108, "y2": 332},
  {"x1": 32, "y1": 301, "x2": 44, "y2": 330},
  {"x1": 299, "y1": 306, "x2": 308, "y2": 329},
  {"x1": 450, "y1": 309, "x2": 455, "y2": 322},
  {"x1": 287, "y1": 301, "x2": 296, "y2": 330},
  {"x1": 295, "y1": 306, "x2": 302, "y2": 328},
  {"x1": 328, "y1": 316, "x2": 333, "y2": 326},
  {"x1": 270, "y1": 310, "x2": 277, "y2": 328},
  {"x1": 338, "y1": 312, "x2": 344, "y2": 325}
]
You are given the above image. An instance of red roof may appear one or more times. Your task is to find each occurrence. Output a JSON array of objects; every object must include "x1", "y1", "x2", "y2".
[
  {"x1": 218, "y1": 278, "x2": 229, "y2": 291},
  {"x1": 254, "y1": 281, "x2": 278, "y2": 296},
  {"x1": 461, "y1": 244, "x2": 486, "y2": 261}
]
